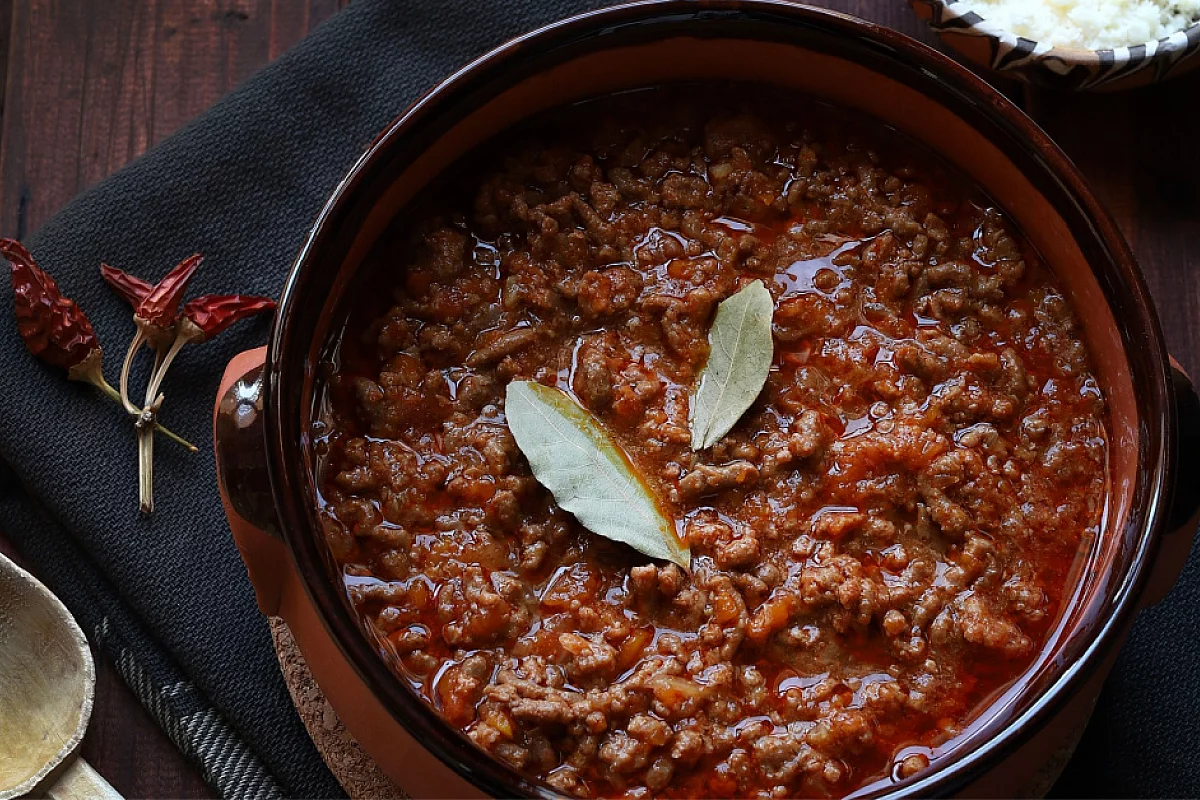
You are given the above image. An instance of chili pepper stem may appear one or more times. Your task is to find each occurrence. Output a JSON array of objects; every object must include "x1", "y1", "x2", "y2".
[
  {"x1": 135, "y1": 393, "x2": 165, "y2": 514},
  {"x1": 143, "y1": 332, "x2": 190, "y2": 409},
  {"x1": 101, "y1": 376, "x2": 196, "y2": 450},
  {"x1": 122, "y1": 329, "x2": 168, "y2": 513},
  {"x1": 91, "y1": 374, "x2": 124, "y2": 405},
  {"x1": 69, "y1": 346, "x2": 196, "y2": 451},
  {"x1": 119, "y1": 329, "x2": 148, "y2": 415},
  {"x1": 137, "y1": 418, "x2": 154, "y2": 514},
  {"x1": 144, "y1": 343, "x2": 165, "y2": 410},
  {"x1": 133, "y1": 346, "x2": 170, "y2": 514}
]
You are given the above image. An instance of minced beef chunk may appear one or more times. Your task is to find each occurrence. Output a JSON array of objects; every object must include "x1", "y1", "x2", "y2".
[{"x1": 318, "y1": 87, "x2": 1107, "y2": 799}]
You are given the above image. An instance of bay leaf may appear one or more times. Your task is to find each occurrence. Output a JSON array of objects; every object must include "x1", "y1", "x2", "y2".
[
  {"x1": 505, "y1": 380, "x2": 690, "y2": 569},
  {"x1": 689, "y1": 279, "x2": 774, "y2": 450}
]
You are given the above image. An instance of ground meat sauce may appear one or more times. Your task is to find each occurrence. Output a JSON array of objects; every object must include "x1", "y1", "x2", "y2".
[{"x1": 315, "y1": 87, "x2": 1108, "y2": 798}]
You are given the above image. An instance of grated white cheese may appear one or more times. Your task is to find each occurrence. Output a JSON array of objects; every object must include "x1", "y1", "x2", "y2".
[{"x1": 956, "y1": 0, "x2": 1200, "y2": 49}]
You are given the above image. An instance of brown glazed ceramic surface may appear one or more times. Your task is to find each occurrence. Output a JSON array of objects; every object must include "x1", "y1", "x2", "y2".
[
  {"x1": 214, "y1": 2, "x2": 1200, "y2": 797},
  {"x1": 909, "y1": 0, "x2": 1200, "y2": 91}
]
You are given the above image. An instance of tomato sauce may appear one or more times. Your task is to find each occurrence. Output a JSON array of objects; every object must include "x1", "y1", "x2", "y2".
[{"x1": 315, "y1": 87, "x2": 1107, "y2": 798}]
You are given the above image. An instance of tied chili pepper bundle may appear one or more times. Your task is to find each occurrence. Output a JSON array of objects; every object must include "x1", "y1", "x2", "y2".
[
  {"x1": 137, "y1": 293, "x2": 278, "y2": 415},
  {"x1": 2, "y1": 239, "x2": 196, "y2": 452},
  {"x1": 103, "y1": 258, "x2": 275, "y2": 513},
  {"x1": 115, "y1": 254, "x2": 202, "y2": 426},
  {"x1": 0, "y1": 238, "x2": 275, "y2": 514}
]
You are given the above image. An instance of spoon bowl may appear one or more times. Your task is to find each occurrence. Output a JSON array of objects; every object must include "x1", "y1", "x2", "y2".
[{"x1": 0, "y1": 552, "x2": 119, "y2": 799}]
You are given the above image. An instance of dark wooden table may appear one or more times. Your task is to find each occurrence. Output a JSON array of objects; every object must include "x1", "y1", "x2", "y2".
[{"x1": 0, "y1": 1, "x2": 1195, "y2": 797}]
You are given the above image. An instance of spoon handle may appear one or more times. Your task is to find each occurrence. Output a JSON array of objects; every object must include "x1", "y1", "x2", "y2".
[{"x1": 46, "y1": 757, "x2": 122, "y2": 800}]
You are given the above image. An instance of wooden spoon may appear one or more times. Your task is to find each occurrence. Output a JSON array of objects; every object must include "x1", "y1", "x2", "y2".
[{"x1": 0, "y1": 552, "x2": 120, "y2": 799}]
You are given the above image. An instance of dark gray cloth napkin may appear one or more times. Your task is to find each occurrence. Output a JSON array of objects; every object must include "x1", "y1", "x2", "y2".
[{"x1": 0, "y1": 0, "x2": 1195, "y2": 797}]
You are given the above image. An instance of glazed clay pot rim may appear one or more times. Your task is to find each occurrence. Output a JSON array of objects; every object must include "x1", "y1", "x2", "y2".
[{"x1": 263, "y1": 1, "x2": 1174, "y2": 797}]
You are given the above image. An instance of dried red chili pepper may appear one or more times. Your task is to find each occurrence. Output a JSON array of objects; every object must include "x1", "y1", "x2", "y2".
[
  {"x1": 135, "y1": 254, "x2": 202, "y2": 341},
  {"x1": 180, "y1": 294, "x2": 277, "y2": 343},
  {"x1": 1, "y1": 238, "x2": 195, "y2": 455},
  {"x1": 100, "y1": 262, "x2": 152, "y2": 307},
  {"x1": 3, "y1": 238, "x2": 101, "y2": 379}
]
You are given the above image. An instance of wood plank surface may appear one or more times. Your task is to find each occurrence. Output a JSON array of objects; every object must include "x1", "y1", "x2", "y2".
[
  {"x1": 0, "y1": 0, "x2": 344, "y2": 239},
  {"x1": 0, "y1": 0, "x2": 1196, "y2": 797},
  {"x1": 1027, "y1": 80, "x2": 1200, "y2": 381},
  {"x1": 0, "y1": 2, "x2": 344, "y2": 797}
]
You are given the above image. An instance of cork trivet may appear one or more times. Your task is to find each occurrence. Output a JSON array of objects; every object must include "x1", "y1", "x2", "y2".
[{"x1": 269, "y1": 618, "x2": 407, "y2": 800}]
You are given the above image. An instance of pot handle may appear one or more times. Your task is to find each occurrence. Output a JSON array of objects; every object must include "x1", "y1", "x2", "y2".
[
  {"x1": 1142, "y1": 358, "x2": 1200, "y2": 607},
  {"x1": 214, "y1": 347, "x2": 286, "y2": 615}
]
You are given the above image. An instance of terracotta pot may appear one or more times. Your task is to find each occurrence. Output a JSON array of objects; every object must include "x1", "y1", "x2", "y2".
[{"x1": 212, "y1": 2, "x2": 1200, "y2": 796}]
